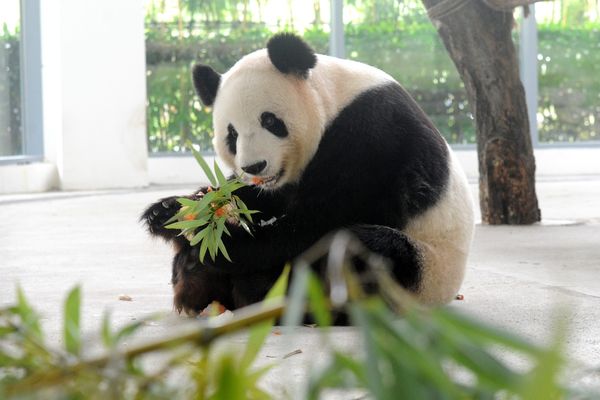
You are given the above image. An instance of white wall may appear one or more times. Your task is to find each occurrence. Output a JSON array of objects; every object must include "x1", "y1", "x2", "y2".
[
  {"x1": 0, "y1": 0, "x2": 149, "y2": 194},
  {"x1": 55, "y1": 0, "x2": 148, "y2": 190}
]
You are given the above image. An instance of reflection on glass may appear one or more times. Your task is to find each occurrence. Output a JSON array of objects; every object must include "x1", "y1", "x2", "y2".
[
  {"x1": 144, "y1": 0, "x2": 330, "y2": 153},
  {"x1": 536, "y1": 0, "x2": 600, "y2": 142},
  {"x1": 0, "y1": 0, "x2": 22, "y2": 157},
  {"x1": 344, "y1": 1, "x2": 474, "y2": 145}
]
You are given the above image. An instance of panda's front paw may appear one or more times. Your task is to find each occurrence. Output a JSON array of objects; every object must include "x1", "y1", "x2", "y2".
[{"x1": 141, "y1": 196, "x2": 181, "y2": 240}]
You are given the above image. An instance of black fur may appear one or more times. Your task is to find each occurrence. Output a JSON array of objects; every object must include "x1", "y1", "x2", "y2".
[
  {"x1": 226, "y1": 124, "x2": 238, "y2": 154},
  {"x1": 266, "y1": 33, "x2": 317, "y2": 78},
  {"x1": 142, "y1": 82, "x2": 449, "y2": 315},
  {"x1": 192, "y1": 64, "x2": 221, "y2": 106},
  {"x1": 261, "y1": 112, "x2": 289, "y2": 138}
]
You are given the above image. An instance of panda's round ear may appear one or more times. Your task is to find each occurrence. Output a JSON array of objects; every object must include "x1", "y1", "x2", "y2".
[
  {"x1": 192, "y1": 64, "x2": 221, "y2": 106},
  {"x1": 267, "y1": 33, "x2": 317, "y2": 78}
]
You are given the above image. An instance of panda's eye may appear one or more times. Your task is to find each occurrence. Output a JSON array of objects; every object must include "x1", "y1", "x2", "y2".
[
  {"x1": 260, "y1": 112, "x2": 288, "y2": 138},
  {"x1": 226, "y1": 124, "x2": 238, "y2": 154},
  {"x1": 262, "y1": 114, "x2": 275, "y2": 127},
  {"x1": 227, "y1": 124, "x2": 238, "y2": 138}
]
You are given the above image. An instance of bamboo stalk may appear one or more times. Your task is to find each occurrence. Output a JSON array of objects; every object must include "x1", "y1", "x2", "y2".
[{"x1": 6, "y1": 300, "x2": 285, "y2": 395}]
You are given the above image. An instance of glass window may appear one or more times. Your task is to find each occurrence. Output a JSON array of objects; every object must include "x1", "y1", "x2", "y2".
[
  {"x1": 0, "y1": 0, "x2": 22, "y2": 157},
  {"x1": 536, "y1": 0, "x2": 600, "y2": 143},
  {"x1": 145, "y1": 0, "x2": 330, "y2": 153},
  {"x1": 344, "y1": 0, "x2": 474, "y2": 145}
]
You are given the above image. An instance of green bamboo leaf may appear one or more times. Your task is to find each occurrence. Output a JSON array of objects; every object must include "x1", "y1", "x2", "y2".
[
  {"x1": 101, "y1": 312, "x2": 113, "y2": 348},
  {"x1": 15, "y1": 286, "x2": 43, "y2": 342},
  {"x1": 218, "y1": 181, "x2": 246, "y2": 197},
  {"x1": 239, "y1": 219, "x2": 254, "y2": 236},
  {"x1": 307, "y1": 352, "x2": 366, "y2": 400},
  {"x1": 190, "y1": 190, "x2": 219, "y2": 215},
  {"x1": 214, "y1": 159, "x2": 228, "y2": 186},
  {"x1": 187, "y1": 141, "x2": 216, "y2": 186},
  {"x1": 433, "y1": 310, "x2": 544, "y2": 356},
  {"x1": 190, "y1": 227, "x2": 210, "y2": 246},
  {"x1": 223, "y1": 224, "x2": 232, "y2": 237},
  {"x1": 240, "y1": 265, "x2": 290, "y2": 370},
  {"x1": 199, "y1": 234, "x2": 209, "y2": 263},
  {"x1": 64, "y1": 286, "x2": 81, "y2": 356},
  {"x1": 176, "y1": 197, "x2": 198, "y2": 207},
  {"x1": 235, "y1": 197, "x2": 258, "y2": 223},
  {"x1": 282, "y1": 263, "x2": 309, "y2": 327},
  {"x1": 165, "y1": 218, "x2": 209, "y2": 230},
  {"x1": 307, "y1": 273, "x2": 332, "y2": 327},
  {"x1": 217, "y1": 239, "x2": 232, "y2": 262},
  {"x1": 207, "y1": 226, "x2": 217, "y2": 261},
  {"x1": 114, "y1": 318, "x2": 152, "y2": 344}
]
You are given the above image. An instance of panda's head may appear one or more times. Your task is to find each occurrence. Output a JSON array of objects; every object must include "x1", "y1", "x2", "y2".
[{"x1": 192, "y1": 33, "x2": 325, "y2": 189}]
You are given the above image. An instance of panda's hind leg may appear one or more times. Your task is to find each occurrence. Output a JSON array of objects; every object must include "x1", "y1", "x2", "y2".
[
  {"x1": 171, "y1": 245, "x2": 234, "y2": 315},
  {"x1": 349, "y1": 224, "x2": 422, "y2": 293}
]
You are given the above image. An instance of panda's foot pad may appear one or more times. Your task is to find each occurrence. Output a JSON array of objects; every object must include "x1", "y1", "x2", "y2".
[{"x1": 142, "y1": 196, "x2": 181, "y2": 237}]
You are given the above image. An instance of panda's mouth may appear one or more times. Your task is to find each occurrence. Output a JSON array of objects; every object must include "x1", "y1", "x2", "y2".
[{"x1": 250, "y1": 169, "x2": 285, "y2": 188}]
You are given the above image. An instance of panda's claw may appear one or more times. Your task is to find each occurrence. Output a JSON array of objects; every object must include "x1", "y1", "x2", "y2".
[{"x1": 142, "y1": 196, "x2": 182, "y2": 240}]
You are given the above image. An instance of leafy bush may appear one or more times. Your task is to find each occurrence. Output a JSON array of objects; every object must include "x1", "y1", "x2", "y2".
[
  {"x1": 2, "y1": 233, "x2": 599, "y2": 399},
  {"x1": 144, "y1": 5, "x2": 600, "y2": 152}
]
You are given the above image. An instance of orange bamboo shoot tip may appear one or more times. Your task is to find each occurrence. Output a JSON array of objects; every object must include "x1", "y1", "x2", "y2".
[
  {"x1": 206, "y1": 186, "x2": 213, "y2": 192},
  {"x1": 214, "y1": 206, "x2": 226, "y2": 217},
  {"x1": 251, "y1": 176, "x2": 264, "y2": 185},
  {"x1": 199, "y1": 301, "x2": 227, "y2": 317},
  {"x1": 183, "y1": 213, "x2": 197, "y2": 221}
]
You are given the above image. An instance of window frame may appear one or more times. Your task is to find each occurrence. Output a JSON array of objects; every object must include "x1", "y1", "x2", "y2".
[{"x1": 0, "y1": 0, "x2": 44, "y2": 165}]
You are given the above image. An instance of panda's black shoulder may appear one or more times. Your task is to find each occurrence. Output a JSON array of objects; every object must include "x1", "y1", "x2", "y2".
[{"x1": 300, "y1": 82, "x2": 450, "y2": 219}]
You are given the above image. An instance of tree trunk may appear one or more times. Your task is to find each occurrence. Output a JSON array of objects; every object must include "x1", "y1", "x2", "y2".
[{"x1": 422, "y1": 0, "x2": 541, "y2": 224}]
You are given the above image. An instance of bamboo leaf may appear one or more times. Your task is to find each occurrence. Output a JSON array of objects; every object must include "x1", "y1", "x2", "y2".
[
  {"x1": 64, "y1": 286, "x2": 81, "y2": 356},
  {"x1": 176, "y1": 197, "x2": 197, "y2": 207},
  {"x1": 16, "y1": 286, "x2": 43, "y2": 342},
  {"x1": 199, "y1": 234, "x2": 209, "y2": 263},
  {"x1": 218, "y1": 181, "x2": 246, "y2": 197},
  {"x1": 217, "y1": 239, "x2": 232, "y2": 262},
  {"x1": 165, "y1": 218, "x2": 209, "y2": 230},
  {"x1": 240, "y1": 265, "x2": 290, "y2": 370},
  {"x1": 114, "y1": 319, "x2": 151, "y2": 345},
  {"x1": 214, "y1": 159, "x2": 228, "y2": 186},
  {"x1": 187, "y1": 141, "x2": 216, "y2": 186},
  {"x1": 307, "y1": 273, "x2": 332, "y2": 327},
  {"x1": 101, "y1": 312, "x2": 113, "y2": 348},
  {"x1": 207, "y1": 226, "x2": 217, "y2": 261},
  {"x1": 433, "y1": 310, "x2": 545, "y2": 356},
  {"x1": 190, "y1": 227, "x2": 210, "y2": 246}
]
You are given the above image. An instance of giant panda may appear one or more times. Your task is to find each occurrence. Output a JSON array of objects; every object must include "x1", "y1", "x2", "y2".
[{"x1": 142, "y1": 33, "x2": 475, "y2": 316}]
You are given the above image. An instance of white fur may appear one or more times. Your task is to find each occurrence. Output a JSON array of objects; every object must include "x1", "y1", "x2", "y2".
[
  {"x1": 404, "y1": 148, "x2": 475, "y2": 304},
  {"x1": 212, "y1": 50, "x2": 392, "y2": 187},
  {"x1": 211, "y1": 48, "x2": 474, "y2": 305}
]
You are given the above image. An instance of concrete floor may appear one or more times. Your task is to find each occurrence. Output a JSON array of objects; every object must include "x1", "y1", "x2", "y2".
[{"x1": 1, "y1": 178, "x2": 600, "y2": 396}]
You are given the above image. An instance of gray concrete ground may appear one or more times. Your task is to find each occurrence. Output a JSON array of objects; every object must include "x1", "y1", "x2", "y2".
[{"x1": 1, "y1": 178, "x2": 600, "y2": 396}]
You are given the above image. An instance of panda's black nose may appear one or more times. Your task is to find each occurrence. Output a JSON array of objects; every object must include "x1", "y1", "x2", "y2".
[{"x1": 241, "y1": 160, "x2": 267, "y2": 175}]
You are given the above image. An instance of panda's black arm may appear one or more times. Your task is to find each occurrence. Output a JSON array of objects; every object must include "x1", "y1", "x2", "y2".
[{"x1": 203, "y1": 180, "x2": 390, "y2": 273}]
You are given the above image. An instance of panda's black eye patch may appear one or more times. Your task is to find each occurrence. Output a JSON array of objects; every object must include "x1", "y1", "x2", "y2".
[
  {"x1": 226, "y1": 124, "x2": 238, "y2": 154},
  {"x1": 260, "y1": 112, "x2": 288, "y2": 138}
]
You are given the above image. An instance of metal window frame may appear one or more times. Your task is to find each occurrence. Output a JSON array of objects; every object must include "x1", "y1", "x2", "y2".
[{"x1": 0, "y1": 0, "x2": 44, "y2": 165}]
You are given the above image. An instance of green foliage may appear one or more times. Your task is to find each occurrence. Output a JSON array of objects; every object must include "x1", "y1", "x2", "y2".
[
  {"x1": 165, "y1": 143, "x2": 257, "y2": 262},
  {"x1": 145, "y1": 1, "x2": 600, "y2": 151},
  {"x1": 0, "y1": 268, "x2": 288, "y2": 399},
  {"x1": 2, "y1": 237, "x2": 600, "y2": 399}
]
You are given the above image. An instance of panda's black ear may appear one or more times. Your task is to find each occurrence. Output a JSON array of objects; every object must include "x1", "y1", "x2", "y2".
[
  {"x1": 267, "y1": 33, "x2": 317, "y2": 78},
  {"x1": 192, "y1": 64, "x2": 221, "y2": 106}
]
